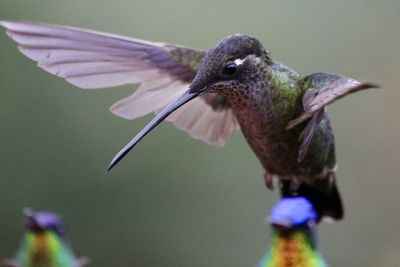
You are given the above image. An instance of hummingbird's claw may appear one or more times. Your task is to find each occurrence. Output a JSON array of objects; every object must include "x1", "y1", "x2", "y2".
[
  {"x1": 264, "y1": 172, "x2": 275, "y2": 191},
  {"x1": 316, "y1": 165, "x2": 337, "y2": 189},
  {"x1": 290, "y1": 177, "x2": 301, "y2": 194}
]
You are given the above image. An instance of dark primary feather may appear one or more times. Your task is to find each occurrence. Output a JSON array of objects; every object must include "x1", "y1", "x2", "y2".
[
  {"x1": 0, "y1": 20, "x2": 239, "y2": 146},
  {"x1": 286, "y1": 73, "x2": 379, "y2": 161},
  {"x1": 297, "y1": 108, "x2": 326, "y2": 162}
]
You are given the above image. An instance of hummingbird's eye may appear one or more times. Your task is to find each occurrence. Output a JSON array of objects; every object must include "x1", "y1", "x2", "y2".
[{"x1": 222, "y1": 61, "x2": 238, "y2": 76}]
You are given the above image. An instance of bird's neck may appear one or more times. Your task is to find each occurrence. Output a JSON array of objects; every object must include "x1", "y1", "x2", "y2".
[
  {"x1": 260, "y1": 230, "x2": 326, "y2": 267},
  {"x1": 265, "y1": 59, "x2": 305, "y2": 120}
]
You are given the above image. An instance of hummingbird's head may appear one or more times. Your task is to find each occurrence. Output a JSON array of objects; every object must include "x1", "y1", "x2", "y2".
[
  {"x1": 188, "y1": 34, "x2": 270, "y2": 97},
  {"x1": 108, "y1": 35, "x2": 270, "y2": 170},
  {"x1": 23, "y1": 208, "x2": 66, "y2": 237},
  {"x1": 269, "y1": 197, "x2": 317, "y2": 234}
]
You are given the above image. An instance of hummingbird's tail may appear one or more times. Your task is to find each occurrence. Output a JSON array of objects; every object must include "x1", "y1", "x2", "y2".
[{"x1": 280, "y1": 180, "x2": 344, "y2": 221}]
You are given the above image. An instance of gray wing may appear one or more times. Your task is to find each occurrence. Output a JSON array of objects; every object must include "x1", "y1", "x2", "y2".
[
  {"x1": 287, "y1": 73, "x2": 379, "y2": 161},
  {"x1": 288, "y1": 73, "x2": 378, "y2": 128},
  {"x1": 0, "y1": 20, "x2": 238, "y2": 146}
]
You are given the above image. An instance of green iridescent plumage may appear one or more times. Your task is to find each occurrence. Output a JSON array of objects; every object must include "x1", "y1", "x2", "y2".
[
  {"x1": 3, "y1": 210, "x2": 87, "y2": 267},
  {"x1": 169, "y1": 46, "x2": 206, "y2": 74}
]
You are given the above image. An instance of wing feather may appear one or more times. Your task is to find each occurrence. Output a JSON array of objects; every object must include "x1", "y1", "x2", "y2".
[
  {"x1": 167, "y1": 97, "x2": 239, "y2": 147},
  {"x1": 1, "y1": 20, "x2": 239, "y2": 146},
  {"x1": 286, "y1": 73, "x2": 378, "y2": 161},
  {"x1": 110, "y1": 79, "x2": 187, "y2": 119},
  {"x1": 288, "y1": 73, "x2": 379, "y2": 129},
  {"x1": 297, "y1": 109, "x2": 326, "y2": 162}
]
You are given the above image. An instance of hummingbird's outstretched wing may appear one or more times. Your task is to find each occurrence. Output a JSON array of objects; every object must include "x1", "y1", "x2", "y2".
[
  {"x1": 0, "y1": 21, "x2": 238, "y2": 147},
  {"x1": 287, "y1": 73, "x2": 378, "y2": 161}
]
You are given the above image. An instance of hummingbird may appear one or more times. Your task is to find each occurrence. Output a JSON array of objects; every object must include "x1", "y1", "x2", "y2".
[
  {"x1": 0, "y1": 21, "x2": 378, "y2": 220},
  {"x1": 256, "y1": 197, "x2": 327, "y2": 267},
  {"x1": 2, "y1": 208, "x2": 88, "y2": 267}
]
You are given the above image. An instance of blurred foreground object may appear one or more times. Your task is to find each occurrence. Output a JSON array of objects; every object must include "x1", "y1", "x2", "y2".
[
  {"x1": 3, "y1": 208, "x2": 88, "y2": 267},
  {"x1": 257, "y1": 198, "x2": 327, "y2": 267}
]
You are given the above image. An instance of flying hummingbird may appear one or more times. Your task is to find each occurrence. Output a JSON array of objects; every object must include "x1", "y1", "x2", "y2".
[
  {"x1": 3, "y1": 209, "x2": 88, "y2": 267},
  {"x1": 0, "y1": 21, "x2": 378, "y2": 220},
  {"x1": 256, "y1": 197, "x2": 327, "y2": 267}
]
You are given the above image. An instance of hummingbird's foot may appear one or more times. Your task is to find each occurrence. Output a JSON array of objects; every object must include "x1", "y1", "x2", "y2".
[
  {"x1": 264, "y1": 172, "x2": 275, "y2": 191},
  {"x1": 327, "y1": 172, "x2": 336, "y2": 189},
  {"x1": 290, "y1": 177, "x2": 301, "y2": 194},
  {"x1": 317, "y1": 165, "x2": 337, "y2": 189}
]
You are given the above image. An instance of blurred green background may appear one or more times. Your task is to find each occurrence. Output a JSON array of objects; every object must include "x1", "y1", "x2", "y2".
[{"x1": 0, "y1": 0, "x2": 399, "y2": 266}]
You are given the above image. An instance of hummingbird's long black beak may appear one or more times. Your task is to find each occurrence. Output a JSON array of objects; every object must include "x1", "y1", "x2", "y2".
[{"x1": 108, "y1": 89, "x2": 200, "y2": 171}]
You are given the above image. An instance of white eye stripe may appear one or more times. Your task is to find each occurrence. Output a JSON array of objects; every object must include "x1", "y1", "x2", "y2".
[{"x1": 233, "y1": 58, "x2": 244, "y2": 66}]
